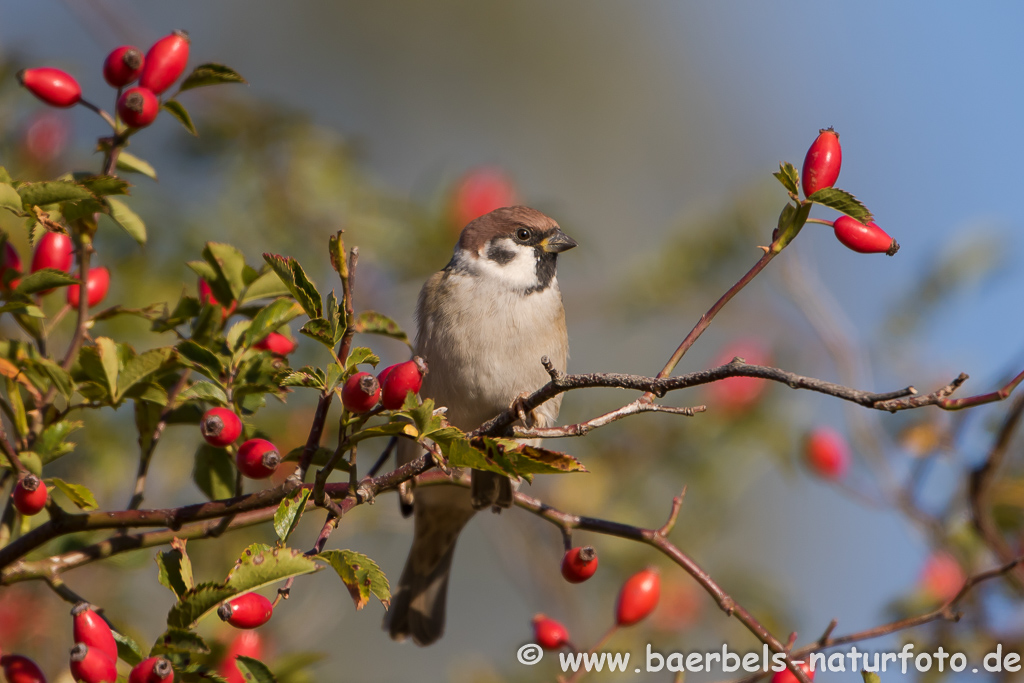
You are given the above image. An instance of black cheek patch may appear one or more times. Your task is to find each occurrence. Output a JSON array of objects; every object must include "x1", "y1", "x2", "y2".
[{"x1": 486, "y1": 242, "x2": 516, "y2": 265}]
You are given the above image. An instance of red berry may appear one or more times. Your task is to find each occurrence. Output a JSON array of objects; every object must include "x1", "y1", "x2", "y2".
[
  {"x1": 217, "y1": 593, "x2": 274, "y2": 629},
  {"x1": 772, "y1": 660, "x2": 815, "y2": 683},
  {"x1": 451, "y1": 167, "x2": 518, "y2": 231},
  {"x1": 560, "y1": 546, "x2": 598, "y2": 583},
  {"x1": 128, "y1": 657, "x2": 173, "y2": 683},
  {"x1": 832, "y1": 216, "x2": 900, "y2": 255},
  {"x1": 1, "y1": 242, "x2": 22, "y2": 289},
  {"x1": 801, "y1": 127, "x2": 842, "y2": 198},
  {"x1": 379, "y1": 358, "x2": 427, "y2": 410},
  {"x1": 71, "y1": 603, "x2": 118, "y2": 663},
  {"x1": 531, "y1": 614, "x2": 569, "y2": 650},
  {"x1": 12, "y1": 475, "x2": 47, "y2": 516},
  {"x1": 236, "y1": 438, "x2": 281, "y2": 479},
  {"x1": 67, "y1": 267, "x2": 111, "y2": 308},
  {"x1": 218, "y1": 631, "x2": 263, "y2": 683},
  {"x1": 253, "y1": 331, "x2": 297, "y2": 356},
  {"x1": 706, "y1": 342, "x2": 770, "y2": 414},
  {"x1": 919, "y1": 551, "x2": 965, "y2": 603},
  {"x1": 200, "y1": 407, "x2": 243, "y2": 448},
  {"x1": 198, "y1": 278, "x2": 237, "y2": 318},
  {"x1": 69, "y1": 644, "x2": 117, "y2": 683},
  {"x1": 615, "y1": 567, "x2": 661, "y2": 626},
  {"x1": 17, "y1": 68, "x2": 81, "y2": 108},
  {"x1": 0, "y1": 654, "x2": 47, "y2": 683},
  {"x1": 117, "y1": 87, "x2": 159, "y2": 128},
  {"x1": 31, "y1": 231, "x2": 74, "y2": 274},
  {"x1": 342, "y1": 372, "x2": 381, "y2": 413},
  {"x1": 804, "y1": 427, "x2": 850, "y2": 480},
  {"x1": 103, "y1": 46, "x2": 144, "y2": 88},
  {"x1": 139, "y1": 31, "x2": 190, "y2": 95}
]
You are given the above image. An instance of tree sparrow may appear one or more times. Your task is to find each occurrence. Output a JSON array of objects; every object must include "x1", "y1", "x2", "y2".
[{"x1": 385, "y1": 206, "x2": 576, "y2": 645}]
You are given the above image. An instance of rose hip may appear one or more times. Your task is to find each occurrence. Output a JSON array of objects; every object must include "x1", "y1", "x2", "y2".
[
  {"x1": 67, "y1": 267, "x2": 111, "y2": 308},
  {"x1": 801, "y1": 127, "x2": 841, "y2": 197},
  {"x1": 342, "y1": 372, "x2": 381, "y2": 413},
  {"x1": 253, "y1": 331, "x2": 297, "y2": 356},
  {"x1": 13, "y1": 475, "x2": 47, "y2": 516},
  {"x1": 128, "y1": 657, "x2": 173, "y2": 683},
  {"x1": 832, "y1": 215, "x2": 899, "y2": 255},
  {"x1": 560, "y1": 546, "x2": 598, "y2": 583},
  {"x1": 69, "y1": 644, "x2": 117, "y2": 683},
  {"x1": 379, "y1": 358, "x2": 427, "y2": 409},
  {"x1": 615, "y1": 567, "x2": 661, "y2": 626},
  {"x1": 71, "y1": 603, "x2": 118, "y2": 663},
  {"x1": 804, "y1": 427, "x2": 850, "y2": 480},
  {"x1": 217, "y1": 593, "x2": 274, "y2": 629},
  {"x1": 0, "y1": 654, "x2": 47, "y2": 683},
  {"x1": 117, "y1": 87, "x2": 159, "y2": 128},
  {"x1": 236, "y1": 438, "x2": 281, "y2": 479},
  {"x1": 31, "y1": 231, "x2": 74, "y2": 274},
  {"x1": 103, "y1": 46, "x2": 144, "y2": 87},
  {"x1": 139, "y1": 31, "x2": 190, "y2": 95},
  {"x1": 17, "y1": 68, "x2": 81, "y2": 108},
  {"x1": 200, "y1": 407, "x2": 243, "y2": 447},
  {"x1": 531, "y1": 614, "x2": 569, "y2": 650}
]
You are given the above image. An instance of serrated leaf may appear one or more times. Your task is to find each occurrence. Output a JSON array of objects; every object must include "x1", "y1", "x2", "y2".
[
  {"x1": 31, "y1": 358, "x2": 73, "y2": 402},
  {"x1": 325, "y1": 291, "x2": 343, "y2": 344},
  {"x1": 807, "y1": 186, "x2": 873, "y2": 223},
  {"x1": 352, "y1": 311, "x2": 410, "y2": 347},
  {"x1": 48, "y1": 477, "x2": 98, "y2": 510},
  {"x1": 774, "y1": 200, "x2": 811, "y2": 251},
  {"x1": 0, "y1": 301, "x2": 44, "y2": 317},
  {"x1": 192, "y1": 444, "x2": 235, "y2": 501},
  {"x1": 115, "y1": 151, "x2": 157, "y2": 180},
  {"x1": 344, "y1": 347, "x2": 379, "y2": 373},
  {"x1": 274, "y1": 488, "x2": 312, "y2": 543},
  {"x1": 18, "y1": 180, "x2": 94, "y2": 206},
  {"x1": 226, "y1": 320, "x2": 252, "y2": 352},
  {"x1": 402, "y1": 397, "x2": 442, "y2": 435},
  {"x1": 14, "y1": 268, "x2": 78, "y2": 295},
  {"x1": 93, "y1": 337, "x2": 119, "y2": 399},
  {"x1": 178, "y1": 381, "x2": 228, "y2": 405},
  {"x1": 162, "y1": 99, "x2": 198, "y2": 136},
  {"x1": 324, "y1": 363, "x2": 344, "y2": 393},
  {"x1": 442, "y1": 436, "x2": 516, "y2": 477},
  {"x1": 350, "y1": 421, "x2": 418, "y2": 444},
  {"x1": 151, "y1": 628, "x2": 210, "y2": 656},
  {"x1": 0, "y1": 182, "x2": 23, "y2": 214},
  {"x1": 299, "y1": 318, "x2": 335, "y2": 347},
  {"x1": 241, "y1": 269, "x2": 291, "y2": 304},
  {"x1": 236, "y1": 657, "x2": 277, "y2": 683},
  {"x1": 166, "y1": 545, "x2": 320, "y2": 629},
  {"x1": 176, "y1": 341, "x2": 225, "y2": 379},
  {"x1": 328, "y1": 231, "x2": 348, "y2": 280},
  {"x1": 317, "y1": 549, "x2": 390, "y2": 610},
  {"x1": 75, "y1": 174, "x2": 130, "y2": 197},
  {"x1": 512, "y1": 443, "x2": 587, "y2": 474},
  {"x1": 281, "y1": 446, "x2": 349, "y2": 470},
  {"x1": 2, "y1": 450, "x2": 42, "y2": 476},
  {"x1": 106, "y1": 197, "x2": 147, "y2": 245},
  {"x1": 179, "y1": 63, "x2": 248, "y2": 92},
  {"x1": 773, "y1": 161, "x2": 799, "y2": 195},
  {"x1": 262, "y1": 253, "x2": 321, "y2": 318},
  {"x1": 35, "y1": 419, "x2": 82, "y2": 464},
  {"x1": 157, "y1": 538, "x2": 195, "y2": 599},
  {"x1": 244, "y1": 299, "x2": 303, "y2": 348},
  {"x1": 113, "y1": 630, "x2": 145, "y2": 667},
  {"x1": 116, "y1": 347, "x2": 174, "y2": 402}
]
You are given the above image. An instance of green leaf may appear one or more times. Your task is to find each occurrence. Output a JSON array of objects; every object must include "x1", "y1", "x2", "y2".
[
  {"x1": 773, "y1": 161, "x2": 799, "y2": 195},
  {"x1": 166, "y1": 545, "x2": 320, "y2": 629},
  {"x1": 328, "y1": 231, "x2": 348, "y2": 280},
  {"x1": 325, "y1": 291, "x2": 343, "y2": 344},
  {"x1": 18, "y1": 180, "x2": 94, "y2": 206},
  {"x1": 274, "y1": 488, "x2": 312, "y2": 543},
  {"x1": 48, "y1": 477, "x2": 98, "y2": 510},
  {"x1": 352, "y1": 311, "x2": 411, "y2": 347},
  {"x1": 244, "y1": 299, "x2": 303, "y2": 348},
  {"x1": 262, "y1": 253, "x2": 321, "y2": 318},
  {"x1": 74, "y1": 174, "x2": 130, "y2": 197},
  {"x1": 95, "y1": 337, "x2": 119, "y2": 399},
  {"x1": 150, "y1": 628, "x2": 210, "y2": 656},
  {"x1": 178, "y1": 381, "x2": 228, "y2": 405},
  {"x1": 0, "y1": 301, "x2": 44, "y2": 317},
  {"x1": 281, "y1": 446, "x2": 348, "y2": 470},
  {"x1": 192, "y1": 444, "x2": 235, "y2": 501},
  {"x1": 344, "y1": 347, "x2": 380, "y2": 373},
  {"x1": 112, "y1": 630, "x2": 146, "y2": 667},
  {"x1": 106, "y1": 197, "x2": 147, "y2": 245},
  {"x1": 277, "y1": 367, "x2": 326, "y2": 390},
  {"x1": 0, "y1": 182, "x2": 23, "y2": 214},
  {"x1": 116, "y1": 347, "x2": 174, "y2": 402},
  {"x1": 511, "y1": 443, "x2": 587, "y2": 475},
  {"x1": 442, "y1": 436, "x2": 515, "y2": 477},
  {"x1": 773, "y1": 201, "x2": 811, "y2": 251},
  {"x1": 115, "y1": 151, "x2": 158, "y2": 180},
  {"x1": 299, "y1": 318, "x2": 335, "y2": 348},
  {"x1": 31, "y1": 358, "x2": 73, "y2": 402},
  {"x1": 14, "y1": 268, "x2": 78, "y2": 295},
  {"x1": 241, "y1": 269, "x2": 291, "y2": 304},
  {"x1": 162, "y1": 99, "x2": 198, "y2": 136},
  {"x1": 807, "y1": 186, "x2": 873, "y2": 223},
  {"x1": 225, "y1": 320, "x2": 252, "y2": 353},
  {"x1": 176, "y1": 340, "x2": 225, "y2": 379},
  {"x1": 317, "y1": 549, "x2": 390, "y2": 610},
  {"x1": 35, "y1": 419, "x2": 82, "y2": 464},
  {"x1": 862, "y1": 673, "x2": 881, "y2": 683},
  {"x1": 2, "y1": 450, "x2": 42, "y2": 476},
  {"x1": 156, "y1": 538, "x2": 196, "y2": 599},
  {"x1": 0, "y1": 167, "x2": 10, "y2": 183},
  {"x1": 179, "y1": 63, "x2": 248, "y2": 92},
  {"x1": 324, "y1": 363, "x2": 344, "y2": 392},
  {"x1": 204, "y1": 243, "x2": 248, "y2": 302},
  {"x1": 236, "y1": 657, "x2": 277, "y2": 683}
]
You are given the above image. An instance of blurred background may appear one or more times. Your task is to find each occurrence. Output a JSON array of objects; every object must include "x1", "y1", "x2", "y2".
[{"x1": 1, "y1": 2, "x2": 1023, "y2": 681}]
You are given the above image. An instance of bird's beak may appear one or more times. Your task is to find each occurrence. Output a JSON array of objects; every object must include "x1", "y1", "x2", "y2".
[{"x1": 541, "y1": 229, "x2": 578, "y2": 254}]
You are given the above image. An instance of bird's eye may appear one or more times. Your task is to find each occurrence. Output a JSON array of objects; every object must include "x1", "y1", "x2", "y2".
[{"x1": 515, "y1": 228, "x2": 532, "y2": 242}]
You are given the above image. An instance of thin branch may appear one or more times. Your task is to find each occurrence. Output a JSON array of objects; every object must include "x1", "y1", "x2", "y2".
[
  {"x1": 125, "y1": 370, "x2": 191, "y2": 510},
  {"x1": 513, "y1": 398, "x2": 703, "y2": 439}
]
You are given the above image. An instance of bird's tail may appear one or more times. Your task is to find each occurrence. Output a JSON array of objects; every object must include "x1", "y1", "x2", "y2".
[
  {"x1": 385, "y1": 486, "x2": 475, "y2": 645},
  {"x1": 470, "y1": 470, "x2": 513, "y2": 510}
]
